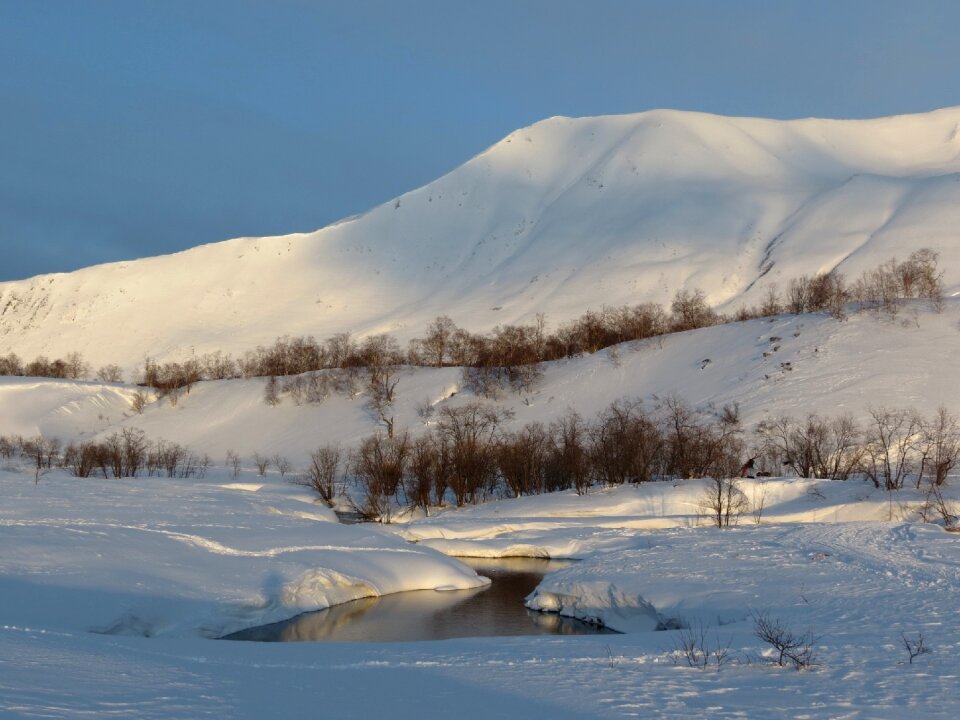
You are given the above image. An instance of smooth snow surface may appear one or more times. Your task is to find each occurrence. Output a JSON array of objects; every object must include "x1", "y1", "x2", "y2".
[{"x1": 4, "y1": 108, "x2": 960, "y2": 371}]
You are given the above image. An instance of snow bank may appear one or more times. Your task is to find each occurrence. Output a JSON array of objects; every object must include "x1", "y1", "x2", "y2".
[
  {"x1": 396, "y1": 477, "x2": 900, "y2": 558},
  {"x1": 526, "y1": 522, "x2": 960, "y2": 638},
  {"x1": 0, "y1": 469, "x2": 487, "y2": 638}
]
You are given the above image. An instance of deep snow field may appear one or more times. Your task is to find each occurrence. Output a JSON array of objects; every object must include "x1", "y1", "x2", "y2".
[
  {"x1": 3, "y1": 466, "x2": 960, "y2": 719},
  {"x1": 2, "y1": 302, "x2": 960, "y2": 718}
]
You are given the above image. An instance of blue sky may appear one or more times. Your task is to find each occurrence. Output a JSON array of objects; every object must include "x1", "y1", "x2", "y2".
[{"x1": 2, "y1": 0, "x2": 958, "y2": 281}]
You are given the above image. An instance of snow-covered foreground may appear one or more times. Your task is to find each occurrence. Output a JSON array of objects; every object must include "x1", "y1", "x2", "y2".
[{"x1": 3, "y1": 466, "x2": 960, "y2": 718}]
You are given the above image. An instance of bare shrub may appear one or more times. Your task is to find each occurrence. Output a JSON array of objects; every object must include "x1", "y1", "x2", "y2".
[
  {"x1": 63, "y1": 441, "x2": 101, "y2": 477},
  {"x1": 130, "y1": 391, "x2": 149, "y2": 414},
  {"x1": 497, "y1": 423, "x2": 550, "y2": 496},
  {"x1": 751, "y1": 480, "x2": 768, "y2": 524},
  {"x1": 670, "y1": 288, "x2": 717, "y2": 332},
  {"x1": 752, "y1": 611, "x2": 818, "y2": 669},
  {"x1": 902, "y1": 632, "x2": 929, "y2": 664},
  {"x1": 660, "y1": 396, "x2": 742, "y2": 480},
  {"x1": 96, "y1": 428, "x2": 147, "y2": 478},
  {"x1": 264, "y1": 376, "x2": 281, "y2": 406},
  {"x1": 756, "y1": 413, "x2": 862, "y2": 480},
  {"x1": 589, "y1": 399, "x2": 663, "y2": 485},
  {"x1": 671, "y1": 620, "x2": 734, "y2": 669},
  {"x1": 918, "y1": 481, "x2": 958, "y2": 529}
]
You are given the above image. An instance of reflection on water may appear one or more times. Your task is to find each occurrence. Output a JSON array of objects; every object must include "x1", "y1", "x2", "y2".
[{"x1": 225, "y1": 557, "x2": 614, "y2": 642}]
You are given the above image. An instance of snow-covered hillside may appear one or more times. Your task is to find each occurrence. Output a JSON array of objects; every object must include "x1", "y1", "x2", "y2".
[
  {"x1": 3, "y1": 107, "x2": 960, "y2": 372},
  {"x1": 1, "y1": 302, "x2": 955, "y2": 465}
]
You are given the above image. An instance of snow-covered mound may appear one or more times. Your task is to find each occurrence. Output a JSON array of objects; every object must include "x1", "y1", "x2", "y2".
[
  {"x1": 0, "y1": 470, "x2": 487, "y2": 638},
  {"x1": 525, "y1": 521, "x2": 960, "y2": 634},
  {"x1": 4, "y1": 107, "x2": 960, "y2": 372}
]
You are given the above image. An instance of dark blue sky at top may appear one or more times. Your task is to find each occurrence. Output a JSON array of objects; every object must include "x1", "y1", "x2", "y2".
[{"x1": 1, "y1": 0, "x2": 958, "y2": 281}]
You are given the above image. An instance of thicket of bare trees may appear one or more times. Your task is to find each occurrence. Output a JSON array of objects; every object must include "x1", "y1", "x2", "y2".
[
  {"x1": 754, "y1": 406, "x2": 960, "y2": 492},
  {"x1": 1, "y1": 430, "x2": 209, "y2": 480},
  {"x1": 4, "y1": 393, "x2": 956, "y2": 526},
  {"x1": 339, "y1": 399, "x2": 960, "y2": 520},
  {"x1": 340, "y1": 397, "x2": 748, "y2": 519}
]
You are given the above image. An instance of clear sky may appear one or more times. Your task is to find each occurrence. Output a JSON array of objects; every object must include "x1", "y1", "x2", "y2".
[{"x1": 2, "y1": 0, "x2": 958, "y2": 281}]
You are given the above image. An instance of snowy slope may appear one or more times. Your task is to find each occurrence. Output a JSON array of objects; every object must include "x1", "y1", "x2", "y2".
[
  {"x1": 1, "y1": 301, "x2": 955, "y2": 465},
  {"x1": 3, "y1": 107, "x2": 960, "y2": 372}
]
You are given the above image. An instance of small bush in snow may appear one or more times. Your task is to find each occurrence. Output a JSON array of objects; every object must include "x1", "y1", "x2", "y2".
[
  {"x1": 670, "y1": 620, "x2": 734, "y2": 669},
  {"x1": 752, "y1": 610, "x2": 819, "y2": 670}
]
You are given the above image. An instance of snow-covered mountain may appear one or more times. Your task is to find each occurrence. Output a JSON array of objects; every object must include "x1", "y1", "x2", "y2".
[{"x1": 4, "y1": 107, "x2": 960, "y2": 371}]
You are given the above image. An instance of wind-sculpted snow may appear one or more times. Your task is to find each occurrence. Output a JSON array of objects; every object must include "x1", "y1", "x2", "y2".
[
  {"x1": 0, "y1": 471, "x2": 487, "y2": 639},
  {"x1": 3, "y1": 107, "x2": 960, "y2": 371}
]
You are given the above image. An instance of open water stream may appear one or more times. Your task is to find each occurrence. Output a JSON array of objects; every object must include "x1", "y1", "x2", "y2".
[{"x1": 225, "y1": 557, "x2": 614, "y2": 642}]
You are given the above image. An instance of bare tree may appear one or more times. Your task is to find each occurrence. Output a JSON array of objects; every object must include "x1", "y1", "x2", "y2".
[
  {"x1": 404, "y1": 433, "x2": 446, "y2": 514},
  {"x1": 352, "y1": 433, "x2": 409, "y2": 520},
  {"x1": 419, "y1": 315, "x2": 458, "y2": 367},
  {"x1": 253, "y1": 453, "x2": 270, "y2": 476},
  {"x1": 264, "y1": 376, "x2": 281, "y2": 406},
  {"x1": 861, "y1": 407, "x2": 921, "y2": 490},
  {"x1": 700, "y1": 476, "x2": 749, "y2": 527},
  {"x1": 365, "y1": 338, "x2": 401, "y2": 438},
  {"x1": 916, "y1": 406, "x2": 959, "y2": 487},
  {"x1": 547, "y1": 411, "x2": 591, "y2": 495},
  {"x1": 130, "y1": 391, "x2": 149, "y2": 414},
  {"x1": 226, "y1": 450, "x2": 242, "y2": 478},
  {"x1": 436, "y1": 403, "x2": 505, "y2": 506},
  {"x1": 670, "y1": 288, "x2": 716, "y2": 332},
  {"x1": 96, "y1": 364, "x2": 124, "y2": 383},
  {"x1": 305, "y1": 444, "x2": 341, "y2": 506},
  {"x1": 272, "y1": 454, "x2": 291, "y2": 477}
]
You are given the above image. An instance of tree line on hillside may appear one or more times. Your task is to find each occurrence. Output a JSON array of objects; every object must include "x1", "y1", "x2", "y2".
[{"x1": 0, "y1": 250, "x2": 945, "y2": 396}]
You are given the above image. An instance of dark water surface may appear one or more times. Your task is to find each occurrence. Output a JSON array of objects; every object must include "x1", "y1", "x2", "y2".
[{"x1": 225, "y1": 557, "x2": 614, "y2": 642}]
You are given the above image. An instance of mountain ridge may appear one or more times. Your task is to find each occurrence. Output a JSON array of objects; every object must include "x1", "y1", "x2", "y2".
[{"x1": 3, "y1": 106, "x2": 960, "y2": 372}]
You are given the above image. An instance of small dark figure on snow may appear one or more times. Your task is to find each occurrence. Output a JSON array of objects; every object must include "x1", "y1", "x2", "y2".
[{"x1": 739, "y1": 457, "x2": 757, "y2": 478}]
